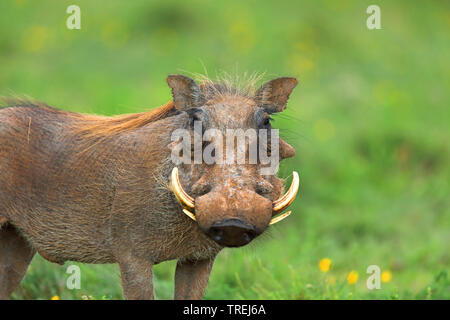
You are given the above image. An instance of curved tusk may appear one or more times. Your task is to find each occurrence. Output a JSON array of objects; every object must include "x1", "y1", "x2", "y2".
[
  {"x1": 269, "y1": 211, "x2": 291, "y2": 225},
  {"x1": 273, "y1": 171, "x2": 299, "y2": 214},
  {"x1": 171, "y1": 167, "x2": 195, "y2": 209},
  {"x1": 182, "y1": 209, "x2": 197, "y2": 221}
]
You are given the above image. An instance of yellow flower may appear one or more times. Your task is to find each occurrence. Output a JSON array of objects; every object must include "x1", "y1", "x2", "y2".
[
  {"x1": 319, "y1": 258, "x2": 332, "y2": 272},
  {"x1": 381, "y1": 270, "x2": 392, "y2": 283},
  {"x1": 50, "y1": 295, "x2": 60, "y2": 300},
  {"x1": 347, "y1": 271, "x2": 358, "y2": 284}
]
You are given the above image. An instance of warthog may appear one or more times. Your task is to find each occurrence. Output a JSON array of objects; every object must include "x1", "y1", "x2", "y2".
[{"x1": 0, "y1": 74, "x2": 299, "y2": 299}]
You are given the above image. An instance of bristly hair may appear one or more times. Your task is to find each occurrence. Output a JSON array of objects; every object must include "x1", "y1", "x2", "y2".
[
  {"x1": 1, "y1": 96, "x2": 176, "y2": 138},
  {"x1": 69, "y1": 100, "x2": 176, "y2": 154},
  {"x1": 188, "y1": 71, "x2": 266, "y2": 101},
  {"x1": 72, "y1": 101, "x2": 176, "y2": 139}
]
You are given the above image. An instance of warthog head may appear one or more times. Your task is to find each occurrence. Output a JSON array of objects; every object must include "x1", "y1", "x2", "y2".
[{"x1": 167, "y1": 74, "x2": 299, "y2": 247}]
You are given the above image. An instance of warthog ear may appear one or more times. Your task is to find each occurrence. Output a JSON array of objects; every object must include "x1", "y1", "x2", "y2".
[
  {"x1": 254, "y1": 77, "x2": 298, "y2": 113},
  {"x1": 167, "y1": 74, "x2": 202, "y2": 111}
]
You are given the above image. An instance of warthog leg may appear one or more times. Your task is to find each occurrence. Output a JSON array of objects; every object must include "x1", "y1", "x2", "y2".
[
  {"x1": 118, "y1": 254, "x2": 154, "y2": 300},
  {"x1": 0, "y1": 224, "x2": 36, "y2": 299},
  {"x1": 174, "y1": 257, "x2": 215, "y2": 300}
]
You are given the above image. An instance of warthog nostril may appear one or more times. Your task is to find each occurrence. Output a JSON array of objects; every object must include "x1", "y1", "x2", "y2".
[
  {"x1": 242, "y1": 232, "x2": 251, "y2": 243},
  {"x1": 206, "y1": 219, "x2": 259, "y2": 247},
  {"x1": 209, "y1": 227, "x2": 224, "y2": 242}
]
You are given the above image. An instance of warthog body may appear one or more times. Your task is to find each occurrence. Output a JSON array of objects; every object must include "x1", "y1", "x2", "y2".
[{"x1": 0, "y1": 75, "x2": 298, "y2": 299}]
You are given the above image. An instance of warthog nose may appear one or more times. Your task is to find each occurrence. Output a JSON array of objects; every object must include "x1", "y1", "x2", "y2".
[{"x1": 207, "y1": 219, "x2": 258, "y2": 247}]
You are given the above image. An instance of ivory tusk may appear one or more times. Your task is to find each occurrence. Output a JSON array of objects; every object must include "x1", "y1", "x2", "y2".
[
  {"x1": 273, "y1": 171, "x2": 299, "y2": 214},
  {"x1": 171, "y1": 167, "x2": 195, "y2": 209},
  {"x1": 182, "y1": 209, "x2": 197, "y2": 221},
  {"x1": 269, "y1": 211, "x2": 291, "y2": 225}
]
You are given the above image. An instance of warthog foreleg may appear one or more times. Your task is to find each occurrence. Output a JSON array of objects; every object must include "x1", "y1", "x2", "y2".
[
  {"x1": 0, "y1": 224, "x2": 35, "y2": 299},
  {"x1": 118, "y1": 255, "x2": 154, "y2": 300},
  {"x1": 174, "y1": 257, "x2": 215, "y2": 300}
]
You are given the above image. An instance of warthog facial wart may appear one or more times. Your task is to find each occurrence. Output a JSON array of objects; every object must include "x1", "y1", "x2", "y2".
[{"x1": 171, "y1": 124, "x2": 280, "y2": 175}]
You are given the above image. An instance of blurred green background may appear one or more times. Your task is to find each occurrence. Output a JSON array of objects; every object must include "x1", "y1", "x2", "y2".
[{"x1": 1, "y1": 0, "x2": 448, "y2": 299}]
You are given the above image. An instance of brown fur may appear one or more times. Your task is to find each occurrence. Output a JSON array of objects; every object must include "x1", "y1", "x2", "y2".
[
  {"x1": 0, "y1": 74, "x2": 297, "y2": 299},
  {"x1": 74, "y1": 101, "x2": 175, "y2": 138}
]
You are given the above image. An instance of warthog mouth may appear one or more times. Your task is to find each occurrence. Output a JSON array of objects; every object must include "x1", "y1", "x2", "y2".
[{"x1": 170, "y1": 167, "x2": 299, "y2": 226}]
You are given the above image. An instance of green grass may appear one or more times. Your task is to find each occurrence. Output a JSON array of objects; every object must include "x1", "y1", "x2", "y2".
[{"x1": 1, "y1": 0, "x2": 449, "y2": 299}]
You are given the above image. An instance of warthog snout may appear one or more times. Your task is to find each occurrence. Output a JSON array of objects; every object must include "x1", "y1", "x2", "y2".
[
  {"x1": 189, "y1": 185, "x2": 274, "y2": 247},
  {"x1": 207, "y1": 218, "x2": 260, "y2": 247},
  {"x1": 170, "y1": 167, "x2": 300, "y2": 248}
]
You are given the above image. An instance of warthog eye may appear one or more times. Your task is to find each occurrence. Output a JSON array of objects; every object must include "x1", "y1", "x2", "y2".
[
  {"x1": 192, "y1": 113, "x2": 202, "y2": 122},
  {"x1": 187, "y1": 108, "x2": 205, "y2": 128},
  {"x1": 255, "y1": 180, "x2": 274, "y2": 196},
  {"x1": 262, "y1": 116, "x2": 273, "y2": 127}
]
